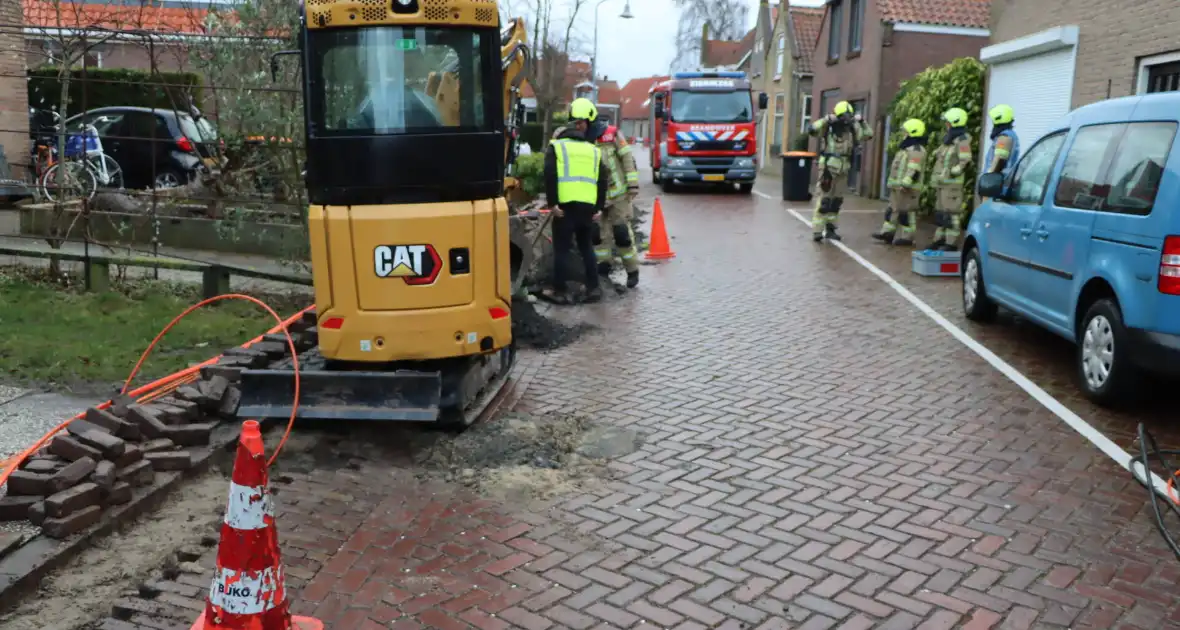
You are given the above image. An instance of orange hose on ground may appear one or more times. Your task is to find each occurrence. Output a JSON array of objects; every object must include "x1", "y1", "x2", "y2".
[{"x1": 0, "y1": 303, "x2": 311, "y2": 485}]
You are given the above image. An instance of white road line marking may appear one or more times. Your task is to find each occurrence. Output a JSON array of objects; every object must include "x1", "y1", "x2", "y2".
[{"x1": 753, "y1": 186, "x2": 1168, "y2": 495}]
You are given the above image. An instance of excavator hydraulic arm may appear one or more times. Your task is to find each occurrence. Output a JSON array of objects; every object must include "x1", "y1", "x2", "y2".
[
  {"x1": 501, "y1": 17, "x2": 530, "y2": 189},
  {"x1": 424, "y1": 16, "x2": 529, "y2": 188}
]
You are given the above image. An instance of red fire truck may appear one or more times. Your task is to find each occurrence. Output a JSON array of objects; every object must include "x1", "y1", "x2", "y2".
[{"x1": 649, "y1": 71, "x2": 768, "y2": 194}]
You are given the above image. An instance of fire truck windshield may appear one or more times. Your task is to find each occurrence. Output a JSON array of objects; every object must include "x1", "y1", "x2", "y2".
[{"x1": 670, "y1": 90, "x2": 752, "y2": 123}]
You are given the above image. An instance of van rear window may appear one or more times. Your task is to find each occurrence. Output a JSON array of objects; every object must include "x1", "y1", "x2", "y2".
[
  {"x1": 1103, "y1": 122, "x2": 1175, "y2": 216},
  {"x1": 1053, "y1": 121, "x2": 1176, "y2": 216}
]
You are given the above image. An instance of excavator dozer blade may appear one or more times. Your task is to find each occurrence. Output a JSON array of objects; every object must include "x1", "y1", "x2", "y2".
[{"x1": 235, "y1": 368, "x2": 443, "y2": 422}]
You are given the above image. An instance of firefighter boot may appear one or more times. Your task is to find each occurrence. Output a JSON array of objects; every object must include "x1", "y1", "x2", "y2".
[
  {"x1": 893, "y1": 236, "x2": 914, "y2": 247},
  {"x1": 824, "y1": 224, "x2": 842, "y2": 241},
  {"x1": 813, "y1": 232, "x2": 824, "y2": 243},
  {"x1": 871, "y1": 230, "x2": 895, "y2": 244},
  {"x1": 626, "y1": 270, "x2": 639, "y2": 288}
]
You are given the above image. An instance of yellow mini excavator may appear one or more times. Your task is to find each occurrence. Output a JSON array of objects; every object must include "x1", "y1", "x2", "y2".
[{"x1": 236, "y1": 0, "x2": 532, "y2": 427}]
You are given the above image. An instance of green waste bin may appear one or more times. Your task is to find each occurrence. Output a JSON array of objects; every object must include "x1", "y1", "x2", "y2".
[{"x1": 781, "y1": 151, "x2": 816, "y2": 202}]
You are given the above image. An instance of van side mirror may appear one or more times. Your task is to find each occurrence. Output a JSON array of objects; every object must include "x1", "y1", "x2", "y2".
[
  {"x1": 977, "y1": 172, "x2": 1006, "y2": 199},
  {"x1": 270, "y1": 50, "x2": 299, "y2": 82},
  {"x1": 654, "y1": 102, "x2": 665, "y2": 119},
  {"x1": 758, "y1": 92, "x2": 769, "y2": 110}
]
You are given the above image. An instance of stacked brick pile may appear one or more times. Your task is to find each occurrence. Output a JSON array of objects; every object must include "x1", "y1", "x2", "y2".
[{"x1": 0, "y1": 315, "x2": 317, "y2": 539}]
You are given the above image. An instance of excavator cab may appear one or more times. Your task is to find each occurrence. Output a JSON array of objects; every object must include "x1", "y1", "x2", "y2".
[{"x1": 237, "y1": 1, "x2": 525, "y2": 427}]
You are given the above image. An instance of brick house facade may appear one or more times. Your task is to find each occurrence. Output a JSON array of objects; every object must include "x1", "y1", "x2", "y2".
[
  {"x1": 0, "y1": 0, "x2": 29, "y2": 176},
  {"x1": 810, "y1": 0, "x2": 989, "y2": 198},
  {"x1": 982, "y1": 0, "x2": 1180, "y2": 151}
]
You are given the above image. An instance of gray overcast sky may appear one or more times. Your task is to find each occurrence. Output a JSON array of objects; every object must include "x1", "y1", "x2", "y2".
[{"x1": 588, "y1": 0, "x2": 825, "y2": 85}]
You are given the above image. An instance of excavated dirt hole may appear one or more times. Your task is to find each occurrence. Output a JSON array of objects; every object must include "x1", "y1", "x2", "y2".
[
  {"x1": 414, "y1": 412, "x2": 643, "y2": 504},
  {"x1": 510, "y1": 297, "x2": 595, "y2": 350},
  {"x1": 270, "y1": 412, "x2": 642, "y2": 505}
]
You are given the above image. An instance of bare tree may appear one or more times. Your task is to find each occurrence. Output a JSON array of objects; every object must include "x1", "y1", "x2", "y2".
[
  {"x1": 504, "y1": 0, "x2": 589, "y2": 140},
  {"x1": 669, "y1": 0, "x2": 749, "y2": 72}
]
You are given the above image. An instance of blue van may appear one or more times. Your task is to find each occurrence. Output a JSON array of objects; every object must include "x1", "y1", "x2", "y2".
[{"x1": 965, "y1": 92, "x2": 1180, "y2": 406}]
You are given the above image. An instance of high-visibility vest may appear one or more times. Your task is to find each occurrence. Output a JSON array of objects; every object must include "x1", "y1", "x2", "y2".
[{"x1": 553, "y1": 138, "x2": 601, "y2": 205}]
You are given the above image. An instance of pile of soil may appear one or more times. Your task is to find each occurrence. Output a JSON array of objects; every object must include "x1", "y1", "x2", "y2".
[{"x1": 511, "y1": 297, "x2": 595, "y2": 350}]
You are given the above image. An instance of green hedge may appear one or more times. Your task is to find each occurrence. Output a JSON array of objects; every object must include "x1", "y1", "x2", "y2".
[
  {"x1": 28, "y1": 67, "x2": 204, "y2": 114},
  {"x1": 886, "y1": 57, "x2": 985, "y2": 215},
  {"x1": 512, "y1": 152, "x2": 545, "y2": 199}
]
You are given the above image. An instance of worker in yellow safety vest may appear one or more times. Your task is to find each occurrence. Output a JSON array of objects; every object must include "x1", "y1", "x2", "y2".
[{"x1": 540, "y1": 98, "x2": 610, "y2": 305}]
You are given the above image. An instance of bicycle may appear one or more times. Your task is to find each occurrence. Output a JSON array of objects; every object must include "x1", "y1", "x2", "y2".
[{"x1": 34, "y1": 111, "x2": 124, "y2": 203}]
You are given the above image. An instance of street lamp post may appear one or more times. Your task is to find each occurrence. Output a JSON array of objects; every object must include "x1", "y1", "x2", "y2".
[{"x1": 591, "y1": 0, "x2": 633, "y2": 103}]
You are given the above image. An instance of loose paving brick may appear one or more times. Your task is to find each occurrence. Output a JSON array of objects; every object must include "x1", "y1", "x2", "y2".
[{"x1": 86, "y1": 182, "x2": 1180, "y2": 629}]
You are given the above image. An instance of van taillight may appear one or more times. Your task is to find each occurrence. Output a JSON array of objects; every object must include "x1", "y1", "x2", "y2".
[{"x1": 1160, "y1": 236, "x2": 1180, "y2": 295}]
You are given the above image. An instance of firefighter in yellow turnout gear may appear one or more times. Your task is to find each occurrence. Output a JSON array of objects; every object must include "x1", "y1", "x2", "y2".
[
  {"x1": 928, "y1": 107, "x2": 974, "y2": 251},
  {"x1": 593, "y1": 123, "x2": 641, "y2": 288},
  {"x1": 872, "y1": 118, "x2": 927, "y2": 248},
  {"x1": 808, "y1": 100, "x2": 873, "y2": 242}
]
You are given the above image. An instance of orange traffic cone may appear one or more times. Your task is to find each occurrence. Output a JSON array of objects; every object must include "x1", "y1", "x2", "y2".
[
  {"x1": 191, "y1": 421, "x2": 322, "y2": 630},
  {"x1": 644, "y1": 197, "x2": 676, "y2": 260}
]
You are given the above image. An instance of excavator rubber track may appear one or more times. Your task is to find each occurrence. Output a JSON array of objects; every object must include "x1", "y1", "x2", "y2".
[{"x1": 235, "y1": 343, "x2": 516, "y2": 429}]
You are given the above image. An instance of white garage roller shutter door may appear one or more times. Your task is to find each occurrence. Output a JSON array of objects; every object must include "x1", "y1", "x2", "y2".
[{"x1": 983, "y1": 47, "x2": 1076, "y2": 152}]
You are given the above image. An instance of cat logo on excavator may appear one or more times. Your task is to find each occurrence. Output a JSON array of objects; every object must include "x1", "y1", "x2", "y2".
[{"x1": 373, "y1": 244, "x2": 442, "y2": 285}]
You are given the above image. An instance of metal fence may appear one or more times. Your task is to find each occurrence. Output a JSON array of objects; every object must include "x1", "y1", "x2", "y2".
[{"x1": 0, "y1": 17, "x2": 311, "y2": 293}]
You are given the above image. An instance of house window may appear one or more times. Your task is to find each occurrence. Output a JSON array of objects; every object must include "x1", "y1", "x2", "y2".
[
  {"x1": 800, "y1": 93, "x2": 813, "y2": 133},
  {"x1": 827, "y1": 1, "x2": 842, "y2": 61},
  {"x1": 772, "y1": 93, "x2": 785, "y2": 152},
  {"x1": 848, "y1": 0, "x2": 863, "y2": 53},
  {"x1": 776, "y1": 35, "x2": 785, "y2": 76},
  {"x1": 1148, "y1": 61, "x2": 1180, "y2": 92}
]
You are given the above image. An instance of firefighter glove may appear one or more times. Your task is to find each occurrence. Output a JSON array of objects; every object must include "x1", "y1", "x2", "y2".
[{"x1": 951, "y1": 165, "x2": 963, "y2": 176}]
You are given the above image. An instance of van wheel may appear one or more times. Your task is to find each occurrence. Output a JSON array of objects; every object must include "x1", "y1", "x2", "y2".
[
  {"x1": 961, "y1": 247, "x2": 997, "y2": 322},
  {"x1": 1077, "y1": 298, "x2": 1138, "y2": 406}
]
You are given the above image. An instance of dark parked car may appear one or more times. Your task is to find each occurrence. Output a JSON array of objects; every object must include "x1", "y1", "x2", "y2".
[{"x1": 63, "y1": 106, "x2": 222, "y2": 189}]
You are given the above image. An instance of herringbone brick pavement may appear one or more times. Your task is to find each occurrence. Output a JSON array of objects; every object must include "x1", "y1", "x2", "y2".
[
  {"x1": 93, "y1": 182, "x2": 1180, "y2": 630},
  {"x1": 503, "y1": 188, "x2": 1180, "y2": 629}
]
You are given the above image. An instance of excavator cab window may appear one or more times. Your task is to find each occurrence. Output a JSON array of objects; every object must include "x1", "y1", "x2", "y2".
[
  {"x1": 301, "y1": 25, "x2": 505, "y2": 205},
  {"x1": 309, "y1": 26, "x2": 494, "y2": 135}
]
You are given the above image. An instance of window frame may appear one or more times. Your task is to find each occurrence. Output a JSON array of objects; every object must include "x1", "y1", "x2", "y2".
[
  {"x1": 800, "y1": 93, "x2": 813, "y2": 133},
  {"x1": 771, "y1": 92, "x2": 785, "y2": 151},
  {"x1": 776, "y1": 34, "x2": 786, "y2": 77},
  {"x1": 827, "y1": 0, "x2": 842, "y2": 62},
  {"x1": 848, "y1": 0, "x2": 863, "y2": 54},
  {"x1": 1006, "y1": 129, "x2": 1069, "y2": 207}
]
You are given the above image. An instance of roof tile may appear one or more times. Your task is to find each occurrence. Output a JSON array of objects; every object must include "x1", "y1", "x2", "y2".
[
  {"x1": 877, "y1": 0, "x2": 990, "y2": 29},
  {"x1": 23, "y1": 0, "x2": 209, "y2": 34},
  {"x1": 618, "y1": 75, "x2": 669, "y2": 120},
  {"x1": 787, "y1": 5, "x2": 823, "y2": 74}
]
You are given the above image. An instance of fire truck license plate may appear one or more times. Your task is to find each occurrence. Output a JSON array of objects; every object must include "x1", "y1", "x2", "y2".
[{"x1": 702, "y1": 174, "x2": 724, "y2": 181}]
